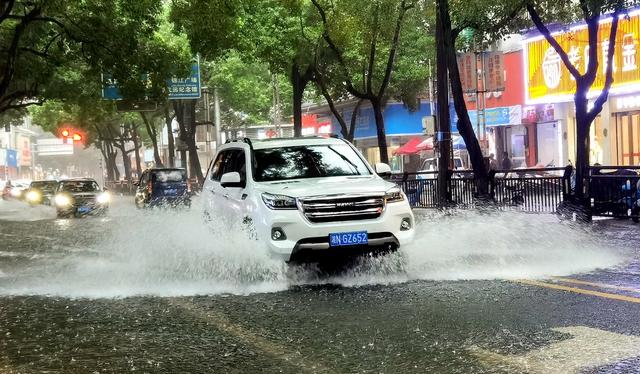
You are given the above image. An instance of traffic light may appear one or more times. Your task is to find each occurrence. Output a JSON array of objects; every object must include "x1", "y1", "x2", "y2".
[{"x1": 59, "y1": 127, "x2": 84, "y2": 144}]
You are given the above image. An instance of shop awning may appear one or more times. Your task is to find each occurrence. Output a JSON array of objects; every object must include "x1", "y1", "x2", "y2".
[
  {"x1": 452, "y1": 136, "x2": 466, "y2": 150},
  {"x1": 393, "y1": 137, "x2": 424, "y2": 155},
  {"x1": 417, "y1": 137, "x2": 434, "y2": 151}
]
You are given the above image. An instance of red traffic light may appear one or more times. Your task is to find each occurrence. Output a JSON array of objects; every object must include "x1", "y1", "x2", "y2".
[{"x1": 72, "y1": 133, "x2": 82, "y2": 142}]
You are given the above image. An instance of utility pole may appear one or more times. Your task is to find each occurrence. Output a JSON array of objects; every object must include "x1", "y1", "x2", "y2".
[{"x1": 436, "y1": 0, "x2": 452, "y2": 206}]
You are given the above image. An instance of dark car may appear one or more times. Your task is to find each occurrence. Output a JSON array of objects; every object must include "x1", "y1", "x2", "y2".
[
  {"x1": 134, "y1": 168, "x2": 191, "y2": 208},
  {"x1": 25, "y1": 180, "x2": 58, "y2": 206},
  {"x1": 54, "y1": 178, "x2": 110, "y2": 218}
]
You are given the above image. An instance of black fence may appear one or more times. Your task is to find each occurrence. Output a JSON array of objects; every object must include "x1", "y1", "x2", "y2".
[
  {"x1": 589, "y1": 166, "x2": 640, "y2": 221},
  {"x1": 390, "y1": 166, "x2": 572, "y2": 213}
]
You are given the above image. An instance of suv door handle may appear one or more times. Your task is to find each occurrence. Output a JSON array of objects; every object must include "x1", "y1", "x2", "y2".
[{"x1": 223, "y1": 194, "x2": 230, "y2": 199}]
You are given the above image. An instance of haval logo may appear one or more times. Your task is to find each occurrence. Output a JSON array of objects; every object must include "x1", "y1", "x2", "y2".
[{"x1": 336, "y1": 202, "x2": 356, "y2": 208}]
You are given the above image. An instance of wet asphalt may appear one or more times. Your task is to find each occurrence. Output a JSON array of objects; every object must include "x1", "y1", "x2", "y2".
[{"x1": 0, "y1": 197, "x2": 639, "y2": 374}]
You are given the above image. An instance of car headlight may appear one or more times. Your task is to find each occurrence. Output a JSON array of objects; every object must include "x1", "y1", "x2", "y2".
[
  {"x1": 26, "y1": 191, "x2": 41, "y2": 202},
  {"x1": 96, "y1": 192, "x2": 110, "y2": 204},
  {"x1": 385, "y1": 187, "x2": 405, "y2": 203},
  {"x1": 261, "y1": 193, "x2": 297, "y2": 210},
  {"x1": 54, "y1": 194, "x2": 71, "y2": 207}
]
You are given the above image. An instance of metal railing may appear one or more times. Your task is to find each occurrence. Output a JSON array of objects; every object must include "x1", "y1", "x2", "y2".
[
  {"x1": 491, "y1": 167, "x2": 571, "y2": 213},
  {"x1": 589, "y1": 166, "x2": 640, "y2": 220},
  {"x1": 388, "y1": 166, "x2": 572, "y2": 213}
]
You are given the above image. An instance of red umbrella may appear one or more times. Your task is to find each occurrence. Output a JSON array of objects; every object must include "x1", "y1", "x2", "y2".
[{"x1": 393, "y1": 137, "x2": 424, "y2": 155}]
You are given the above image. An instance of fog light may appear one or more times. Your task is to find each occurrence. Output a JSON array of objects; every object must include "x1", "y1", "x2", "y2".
[
  {"x1": 400, "y1": 218, "x2": 412, "y2": 231},
  {"x1": 271, "y1": 227, "x2": 286, "y2": 241}
]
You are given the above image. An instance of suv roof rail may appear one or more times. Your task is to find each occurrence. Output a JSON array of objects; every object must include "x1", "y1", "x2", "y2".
[{"x1": 224, "y1": 137, "x2": 254, "y2": 151}]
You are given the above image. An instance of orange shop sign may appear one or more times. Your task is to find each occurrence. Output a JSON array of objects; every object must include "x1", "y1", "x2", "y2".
[{"x1": 525, "y1": 10, "x2": 640, "y2": 103}]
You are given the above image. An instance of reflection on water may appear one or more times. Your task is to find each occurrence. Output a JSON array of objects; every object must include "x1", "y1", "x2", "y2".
[{"x1": 0, "y1": 196, "x2": 626, "y2": 298}]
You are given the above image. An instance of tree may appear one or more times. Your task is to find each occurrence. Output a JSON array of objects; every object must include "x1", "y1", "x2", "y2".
[
  {"x1": 311, "y1": 0, "x2": 417, "y2": 164},
  {"x1": 526, "y1": 0, "x2": 626, "y2": 205},
  {"x1": 434, "y1": 0, "x2": 527, "y2": 196},
  {"x1": 0, "y1": 0, "x2": 164, "y2": 115}
]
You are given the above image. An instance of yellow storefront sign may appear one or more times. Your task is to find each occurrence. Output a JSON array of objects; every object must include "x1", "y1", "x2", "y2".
[{"x1": 525, "y1": 11, "x2": 640, "y2": 103}]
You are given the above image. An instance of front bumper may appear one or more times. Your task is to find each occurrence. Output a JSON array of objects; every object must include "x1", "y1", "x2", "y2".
[
  {"x1": 257, "y1": 201, "x2": 415, "y2": 262},
  {"x1": 57, "y1": 203, "x2": 108, "y2": 216}
]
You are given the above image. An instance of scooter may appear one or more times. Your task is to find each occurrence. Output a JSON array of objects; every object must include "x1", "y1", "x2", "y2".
[{"x1": 621, "y1": 179, "x2": 640, "y2": 223}]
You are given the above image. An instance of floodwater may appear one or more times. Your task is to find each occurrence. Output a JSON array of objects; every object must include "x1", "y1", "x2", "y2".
[
  {"x1": 0, "y1": 197, "x2": 625, "y2": 298},
  {"x1": 1, "y1": 197, "x2": 639, "y2": 373}
]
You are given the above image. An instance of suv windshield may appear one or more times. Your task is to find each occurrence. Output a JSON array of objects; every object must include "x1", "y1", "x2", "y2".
[
  {"x1": 30, "y1": 181, "x2": 57, "y2": 193},
  {"x1": 253, "y1": 144, "x2": 371, "y2": 182},
  {"x1": 152, "y1": 170, "x2": 186, "y2": 183},
  {"x1": 59, "y1": 181, "x2": 100, "y2": 193}
]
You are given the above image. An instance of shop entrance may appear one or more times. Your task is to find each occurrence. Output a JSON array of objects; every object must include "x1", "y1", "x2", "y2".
[{"x1": 613, "y1": 112, "x2": 640, "y2": 165}]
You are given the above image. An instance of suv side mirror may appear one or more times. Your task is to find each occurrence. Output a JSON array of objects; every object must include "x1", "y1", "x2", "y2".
[
  {"x1": 220, "y1": 172, "x2": 244, "y2": 188},
  {"x1": 375, "y1": 163, "x2": 392, "y2": 175}
]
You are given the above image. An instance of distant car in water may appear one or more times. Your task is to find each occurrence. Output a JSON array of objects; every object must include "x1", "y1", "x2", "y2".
[
  {"x1": 54, "y1": 178, "x2": 110, "y2": 218},
  {"x1": 25, "y1": 180, "x2": 58, "y2": 206},
  {"x1": 134, "y1": 168, "x2": 191, "y2": 209}
]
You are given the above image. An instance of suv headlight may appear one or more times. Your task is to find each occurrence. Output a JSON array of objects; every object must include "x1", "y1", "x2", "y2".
[
  {"x1": 97, "y1": 192, "x2": 110, "y2": 204},
  {"x1": 55, "y1": 194, "x2": 71, "y2": 207},
  {"x1": 262, "y1": 193, "x2": 297, "y2": 210},
  {"x1": 385, "y1": 187, "x2": 404, "y2": 203},
  {"x1": 26, "y1": 190, "x2": 41, "y2": 202}
]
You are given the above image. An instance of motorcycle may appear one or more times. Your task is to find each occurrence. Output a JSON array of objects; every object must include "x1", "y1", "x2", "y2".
[{"x1": 621, "y1": 179, "x2": 640, "y2": 224}]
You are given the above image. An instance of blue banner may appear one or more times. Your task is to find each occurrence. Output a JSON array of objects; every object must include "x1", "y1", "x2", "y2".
[{"x1": 6, "y1": 149, "x2": 17, "y2": 168}]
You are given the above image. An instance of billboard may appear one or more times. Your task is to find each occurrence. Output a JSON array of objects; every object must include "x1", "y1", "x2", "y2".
[{"x1": 525, "y1": 10, "x2": 640, "y2": 103}]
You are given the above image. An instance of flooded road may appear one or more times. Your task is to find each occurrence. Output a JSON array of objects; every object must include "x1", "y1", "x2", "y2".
[{"x1": 1, "y1": 197, "x2": 639, "y2": 373}]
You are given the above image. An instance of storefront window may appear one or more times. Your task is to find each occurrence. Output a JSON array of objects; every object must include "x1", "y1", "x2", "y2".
[
  {"x1": 590, "y1": 117, "x2": 604, "y2": 165},
  {"x1": 614, "y1": 112, "x2": 640, "y2": 165}
]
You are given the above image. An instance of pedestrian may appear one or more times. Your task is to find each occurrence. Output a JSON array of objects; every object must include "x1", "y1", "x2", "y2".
[
  {"x1": 501, "y1": 152, "x2": 512, "y2": 170},
  {"x1": 488, "y1": 153, "x2": 498, "y2": 171}
]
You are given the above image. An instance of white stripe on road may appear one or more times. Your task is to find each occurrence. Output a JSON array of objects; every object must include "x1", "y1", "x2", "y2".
[{"x1": 471, "y1": 326, "x2": 640, "y2": 374}]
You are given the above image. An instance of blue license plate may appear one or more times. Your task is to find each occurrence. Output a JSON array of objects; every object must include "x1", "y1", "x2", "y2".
[
  {"x1": 78, "y1": 206, "x2": 91, "y2": 213},
  {"x1": 329, "y1": 231, "x2": 368, "y2": 247},
  {"x1": 164, "y1": 189, "x2": 178, "y2": 196}
]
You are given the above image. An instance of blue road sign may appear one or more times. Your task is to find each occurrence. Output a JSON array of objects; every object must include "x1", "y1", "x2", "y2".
[{"x1": 102, "y1": 57, "x2": 201, "y2": 100}]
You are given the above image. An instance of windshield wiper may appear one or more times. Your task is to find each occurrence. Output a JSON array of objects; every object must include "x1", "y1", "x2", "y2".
[{"x1": 328, "y1": 146, "x2": 360, "y2": 175}]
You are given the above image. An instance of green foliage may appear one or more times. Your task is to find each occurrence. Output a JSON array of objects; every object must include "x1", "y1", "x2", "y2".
[{"x1": 204, "y1": 50, "x2": 293, "y2": 126}]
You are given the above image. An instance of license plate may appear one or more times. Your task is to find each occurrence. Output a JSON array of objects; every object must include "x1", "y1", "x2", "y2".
[
  {"x1": 329, "y1": 231, "x2": 368, "y2": 247},
  {"x1": 78, "y1": 206, "x2": 91, "y2": 213},
  {"x1": 164, "y1": 189, "x2": 177, "y2": 196}
]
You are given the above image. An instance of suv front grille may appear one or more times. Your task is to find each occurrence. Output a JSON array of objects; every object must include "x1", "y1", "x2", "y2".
[{"x1": 299, "y1": 194, "x2": 385, "y2": 223}]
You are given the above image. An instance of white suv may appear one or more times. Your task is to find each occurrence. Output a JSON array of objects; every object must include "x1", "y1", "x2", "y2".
[{"x1": 202, "y1": 137, "x2": 415, "y2": 263}]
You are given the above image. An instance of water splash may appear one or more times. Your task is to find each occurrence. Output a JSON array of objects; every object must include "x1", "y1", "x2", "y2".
[{"x1": 0, "y1": 197, "x2": 626, "y2": 298}]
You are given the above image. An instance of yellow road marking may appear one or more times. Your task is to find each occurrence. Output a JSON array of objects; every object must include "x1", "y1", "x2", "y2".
[
  {"x1": 551, "y1": 276, "x2": 640, "y2": 294},
  {"x1": 171, "y1": 299, "x2": 334, "y2": 374},
  {"x1": 516, "y1": 279, "x2": 640, "y2": 304}
]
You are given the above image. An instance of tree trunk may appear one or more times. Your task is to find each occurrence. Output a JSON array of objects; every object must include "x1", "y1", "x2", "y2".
[
  {"x1": 141, "y1": 112, "x2": 163, "y2": 167},
  {"x1": 174, "y1": 101, "x2": 188, "y2": 169},
  {"x1": 348, "y1": 99, "x2": 364, "y2": 142},
  {"x1": 185, "y1": 100, "x2": 204, "y2": 184},
  {"x1": 292, "y1": 63, "x2": 305, "y2": 137},
  {"x1": 436, "y1": 0, "x2": 452, "y2": 205},
  {"x1": 131, "y1": 124, "x2": 143, "y2": 179},
  {"x1": 442, "y1": 1, "x2": 489, "y2": 196},
  {"x1": 574, "y1": 84, "x2": 590, "y2": 201},
  {"x1": 165, "y1": 105, "x2": 175, "y2": 167},
  {"x1": 370, "y1": 98, "x2": 389, "y2": 165}
]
